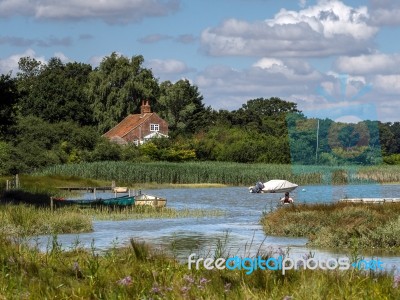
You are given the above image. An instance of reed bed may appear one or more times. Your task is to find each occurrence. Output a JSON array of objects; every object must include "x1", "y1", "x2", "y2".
[
  {"x1": 0, "y1": 235, "x2": 399, "y2": 299},
  {"x1": 261, "y1": 202, "x2": 400, "y2": 249},
  {"x1": 35, "y1": 161, "x2": 400, "y2": 186}
]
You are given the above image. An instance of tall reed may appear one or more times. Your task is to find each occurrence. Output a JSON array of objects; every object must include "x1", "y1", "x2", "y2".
[{"x1": 35, "y1": 161, "x2": 400, "y2": 186}]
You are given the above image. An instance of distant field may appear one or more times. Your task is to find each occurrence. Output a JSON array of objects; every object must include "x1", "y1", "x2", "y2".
[{"x1": 34, "y1": 161, "x2": 400, "y2": 186}]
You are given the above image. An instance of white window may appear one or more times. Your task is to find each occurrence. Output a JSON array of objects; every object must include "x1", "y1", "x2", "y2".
[{"x1": 150, "y1": 123, "x2": 159, "y2": 132}]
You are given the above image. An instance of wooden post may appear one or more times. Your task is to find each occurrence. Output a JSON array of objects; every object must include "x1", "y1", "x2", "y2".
[
  {"x1": 94, "y1": 188, "x2": 96, "y2": 199},
  {"x1": 112, "y1": 181, "x2": 116, "y2": 188},
  {"x1": 50, "y1": 197, "x2": 54, "y2": 212},
  {"x1": 6, "y1": 180, "x2": 9, "y2": 191},
  {"x1": 15, "y1": 174, "x2": 20, "y2": 189}
]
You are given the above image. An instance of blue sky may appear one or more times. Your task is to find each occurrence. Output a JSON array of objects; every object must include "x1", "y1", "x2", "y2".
[{"x1": 1, "y1": 0, "x2": 400, "y2": 122}]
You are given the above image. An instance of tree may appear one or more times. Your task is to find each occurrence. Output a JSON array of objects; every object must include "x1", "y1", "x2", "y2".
[
  {"x1": 86, "y1": 53, "x2": 159, "y2": 133},
  {"x1": 158, "y1": 79, "x2": 210, "y2": 136},
  {"x1": 17, "y1": 57, "x2": 94, "y2": 125},
  {"x1": 0, "y1": 74, "x2": 19, "y2": 138},
  {"x1": 240, "y1": 97, "x2": 299, "y2": 116}
]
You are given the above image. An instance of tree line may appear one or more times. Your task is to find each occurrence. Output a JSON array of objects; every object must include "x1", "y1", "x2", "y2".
[{"x1": 1, "y1": 52, "x2": 400, "y2": 175}]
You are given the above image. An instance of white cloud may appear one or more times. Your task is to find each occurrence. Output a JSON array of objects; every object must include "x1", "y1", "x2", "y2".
[
  {"x1": 195, "y1": 61, "x2": 322, "y2": 110},
  {"x1": 53, "y1": 52, "x2": 70, "y2": 63},
  {"x1": 0, "y1": 0, "x2": 179, "y2": 24},
  {"x1": 370, "y1": 0, "x2": 400, "y2": 26},
  {"x1": 253, "y1": 58, "x2": 285, "y2": 69},
  {"x1": 138, "y1": 34, "x2": 172, "y2": 44},
  {"x1": 335, "y1": 53, "x2": 400, "y2": 75},
  {"x1": 334, "y1": 115, "x2": 363, "y2": 123},
  {"x1": 201, "y1": 0, "x2": 377, "y2": 57},
  {"x1": 0, "y1": 48, "x2": 46, "y2": 75},
  {"x1": 88, "y1": 55, "x2": 104, "y2": 68},
  {"x1": 374, "y1": 75, "x2": 400, "y2": 94},
  {"x1": 147, "y1": 59, "x2": 190, "y2": 74}
]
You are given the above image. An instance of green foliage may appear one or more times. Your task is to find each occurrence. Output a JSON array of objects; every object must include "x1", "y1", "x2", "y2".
[
  {"x1": 288, "y1": 113, "x2": 383, "y2": 166},
  {"x1": 10, "y1": 116, "x2": 100, "y2": 173},
  {"x1": 383, "y1": 154, "x2": 400, "y2": 165},
  {"x1": 17, "y1": 57, "x2": 94, "y2": 125},
  {"x1": 90, "y1": 138, "x2": 121, "y2": 161},
  {"x1": 235, "y1": 97, "x2": 299, "y2": 120},
  {"x1": 0, "y1": 141, "x2": 13, "y2": 175},
  {"x1": 158, "y1": 79, "x2": 211, "y2": 136},
  {"x1": 190, "y1": 125, "x2": 290, "y2": 164},
  {"x1": 138, "y1": 141, "x2": 197, "y2": 162},
  {"x1": 379, "y1": 122, "x2": 400, "y2": 155},
  {"x1": 0, "y1": 73, "x2": 19, "y2": 138},
  {"x1": 86, "y1": 53, "x2": 159, "y2": 133}
]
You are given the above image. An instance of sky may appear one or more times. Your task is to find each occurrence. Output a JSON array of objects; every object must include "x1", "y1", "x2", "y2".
[{"x1": 1, "y1": 0, "x2": 400, "y2": 122}]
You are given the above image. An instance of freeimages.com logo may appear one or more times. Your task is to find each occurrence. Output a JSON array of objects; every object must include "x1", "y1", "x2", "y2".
[{"x1": 188, "y1": 254, "x2": 384, "y2": 275}]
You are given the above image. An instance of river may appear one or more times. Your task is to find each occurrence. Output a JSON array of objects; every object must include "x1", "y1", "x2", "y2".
[{"x1": 33, "y1": 184, "x2": 400, "y2": 272}]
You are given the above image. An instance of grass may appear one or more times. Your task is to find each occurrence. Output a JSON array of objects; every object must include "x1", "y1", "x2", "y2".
[
  {"x1": 0, "y1": 235, "x2": 399, "y2": 299},
  {"x1": 261, "y1": 202, "x2": 400, "y2": 249},
  {"x1": 35, "y1": 161, "x2": 400, "y2": 186},
  {"x1": 87, "y1": 206, "x2": 225, "y2": 221},
  {"x1": 0, "y1": 204, "x2": 92, "y2": 236},
  {"x1": 0, "y1": 201, "x2": 225, "y2": 237},
  {"x1": 1, "y1": 173, "x2": 110, "y2": 191}
]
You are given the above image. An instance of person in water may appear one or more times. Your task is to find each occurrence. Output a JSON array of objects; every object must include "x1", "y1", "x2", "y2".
[{"x1": 280, "y1": 192, "x2": 294, "y2": 204}]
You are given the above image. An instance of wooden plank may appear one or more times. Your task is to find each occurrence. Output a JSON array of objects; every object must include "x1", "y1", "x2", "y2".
[{"x1": 339, "y1": 198, "x2": 400, "y2": 203}]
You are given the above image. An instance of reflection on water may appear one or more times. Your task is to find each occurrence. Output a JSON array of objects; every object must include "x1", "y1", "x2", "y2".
[{"x1": 32, "y1": 184, "x2": 400, "y2": 271}]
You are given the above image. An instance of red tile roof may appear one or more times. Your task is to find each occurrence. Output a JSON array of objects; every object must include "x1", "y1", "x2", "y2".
[{"x1": 103, "y1": 113, "x2": 153, "y2": 139}]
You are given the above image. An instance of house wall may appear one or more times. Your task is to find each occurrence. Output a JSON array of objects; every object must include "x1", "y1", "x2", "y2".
[{"x1": 123, "y1": 114, "x2": 168, "y2": 143}]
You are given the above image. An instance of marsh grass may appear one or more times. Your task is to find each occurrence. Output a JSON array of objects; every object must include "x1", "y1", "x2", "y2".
[
  {"x1": 87, "y1": 205, "x2": 226, "y2": 221},
  {"x1": 0, "y1": 201, "x2": 224, "y2": 238},
  {"x1": 37, "y1": 162, "x2": 400, "y2": 186},
  {"x1": 0, "y1": 204, "x2": 92, "y2": 237},
  {"x1": 261, "y1": 202, "x2": 400, "y2": 249},
  {"x1": 35, "y1": 161, "x2": 400, "y2": 186},
  {"x1": 0, "y1": 233, "x2": 399, "y2": 299},
  {"x1": 1, "y1": 174, "x2": 110, "y2": 194}
]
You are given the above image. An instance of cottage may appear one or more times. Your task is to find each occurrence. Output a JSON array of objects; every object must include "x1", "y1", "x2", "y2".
[{"x1": 103, "y1": 100, "x2": 168, "y2": 145}]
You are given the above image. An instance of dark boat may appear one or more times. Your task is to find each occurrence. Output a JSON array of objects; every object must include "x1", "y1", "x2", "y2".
[
  {"x1": 52, "y1": 195, "x2": 135, "y2": 207},
  {"x1": 99, "y1": 195, "x2": 135, "y2": 206}
]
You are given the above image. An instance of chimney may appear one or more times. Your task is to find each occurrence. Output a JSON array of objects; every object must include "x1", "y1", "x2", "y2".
[{"x1": 140, "y1": 100, "x2": 151, "y2": 114}]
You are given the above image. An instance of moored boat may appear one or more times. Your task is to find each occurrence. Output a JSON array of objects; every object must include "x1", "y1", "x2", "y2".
[
  {"x1": 134, "y1": 194, "x2": 167, "y2": 208},
  {"x1": 52, "y1": 195, "x2": 135, "y2": 207},
  {"x1": 113, "y1": 187, "x2": 128, "y2": 193},
  {"x1": 99, "y1": 195, "x2": 135, "y2": 206},
  {"x1": 249, "y1": 179, "x2": 298, "y2": 194}
]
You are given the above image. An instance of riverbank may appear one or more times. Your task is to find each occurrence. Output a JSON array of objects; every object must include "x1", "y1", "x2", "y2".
[
  {"x1": 0, "y1": 235, "x2": 399, "y2": 299},
  {"x1": 261, "y1": 202, "x2": 400, "y2": 250}
]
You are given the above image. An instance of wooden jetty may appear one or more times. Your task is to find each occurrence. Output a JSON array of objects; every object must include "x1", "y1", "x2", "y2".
[
  {"x1": 339, "y1": 198, "x2": 400, "y2": 204},
  {"x1": 57, "y1": 186, "x2": 113, "y2": 192},
  {"x1": 57, "y1": 181, "x2": 129, "y2": 193}
]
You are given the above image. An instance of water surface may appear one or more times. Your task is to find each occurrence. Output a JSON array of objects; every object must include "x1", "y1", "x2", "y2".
[{"x1": 34, "y1": 184, "x2": 400, "y2": 272}]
